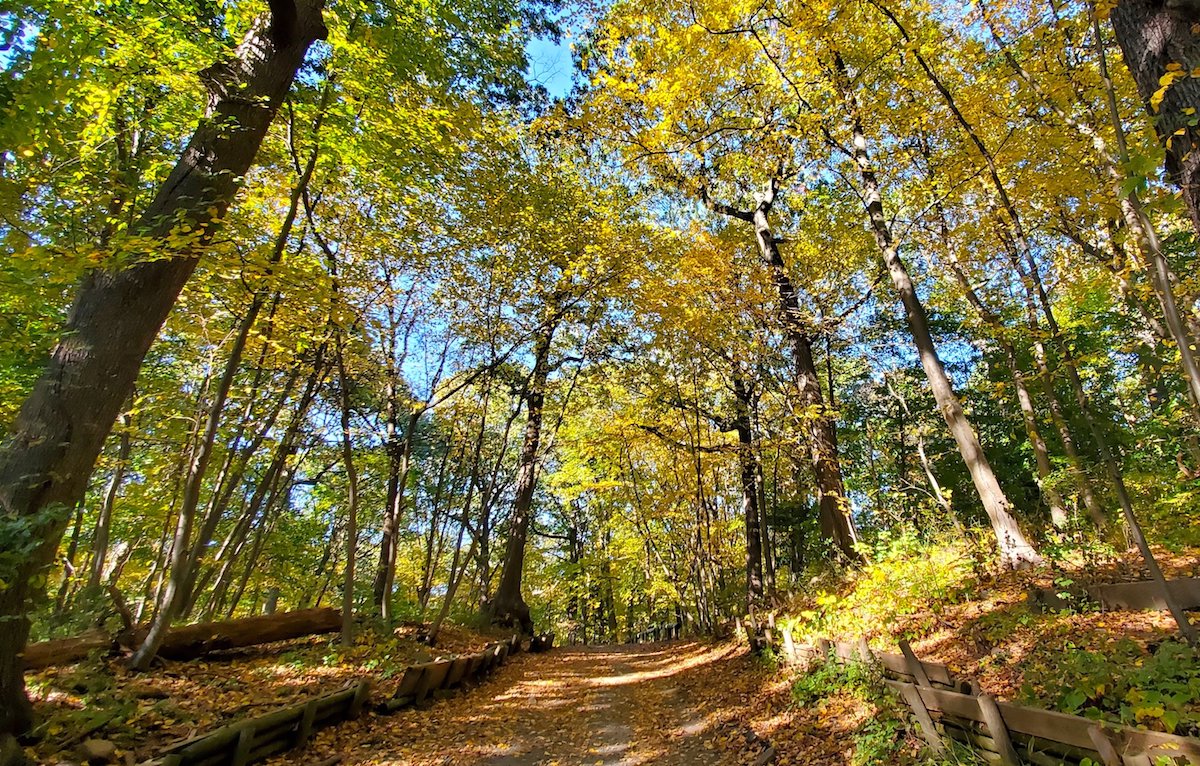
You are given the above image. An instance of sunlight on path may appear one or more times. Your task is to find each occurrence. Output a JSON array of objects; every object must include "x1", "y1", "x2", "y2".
[{"x1": 276, "y1": 641, "x2": 786, "y2": 766}]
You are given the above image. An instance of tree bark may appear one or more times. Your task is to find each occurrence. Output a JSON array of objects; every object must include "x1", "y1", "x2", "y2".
[
  {"x1": 830, "y1": 52, "x2": 1040, "y2": 567},
  {"x1": 21, "y1": 608, "x2": 340, "y2": 670},
  {"x1": 733, "y1": 371, "x2": 766, "y2": 611},
  {"x1": 86, "y1": 415, "x2": 131, "y2": 592},
  {"x1": 177, "y1": 98, "x2": 328, "y2": 615},
  {"x1": 0, "y1": 2, "x2": 325, "y2": 741},
  {"x1": 946, "y1": 260, "x2": 1068, "y2": 526},
  {"x1": 700, "y1": 184, "x2": 861, "y2": 561},
  {"x1": 487, "y1": 312, "x2": 560, "y2": 634},
  {"x1": 1111, "y1": 0, "x2": 1200, "y2": 237},
  {"x1": 335, "y1": 338, "x2": 359, "y2": 647}
]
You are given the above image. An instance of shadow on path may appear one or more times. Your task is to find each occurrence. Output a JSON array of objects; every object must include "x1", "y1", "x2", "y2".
[{"x1": 279, "y1": 641, "x2": 778, "y2": 766}]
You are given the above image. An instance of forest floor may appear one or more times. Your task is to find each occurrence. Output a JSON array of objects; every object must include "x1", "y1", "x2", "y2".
[
  {"x1": 25, "y1": 543, "x2": 1200, "y2": 764},
  {"x1": 23, "y1": 623, "x2": 493, "y2": 765},
  {"x1": 271, "y1": 639, "x2": 889, "y2": 766}
]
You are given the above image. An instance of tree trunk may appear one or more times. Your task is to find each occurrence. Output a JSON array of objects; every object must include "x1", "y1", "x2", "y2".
[
  {"x1": 1019, "y1": 247, "x2": 1197, "y2": 643},
  {"x1": 426, "y1": 388, "x2": 492, "y2": 646},
  {"x1": 51, "y1": 503, "x2": 85, "y2": 619},
  {"x1": 831, "y1": 52, "x2": 1039, "y2": 567},
  {"x1": 22, "y1": 608, "x2": 340, "y2": 670},
  {"x1": 701, "y1": 185, "x2": 860, "y2": 561},
  {"x1": 487, "y1": 313, "x2": 559, "y2": 634},
  {"x1": 87, "y1": 415, "x2": 131, "y2": 592},
  {"x1": 946, "y1": 261, "x2": 1068, "y2": 526},
  {"x1": 335, "y1": 339, "x2": 359, "y2": 647},
  {"x1": 372, "y1": 285, "x2": 417, "y2": 622},
  {"x1": 183, "y1": 361, "x2": 301, "y2": 614},
  {"x1": 128, "y1": 295, "x2": 257, "y2": 670},
  {"x1": 0, "y1": 3, "x2": 325, "y2": 740},
  {"x1": 733, "y1": 372, "x2": 765, "y2": 611},
  {"x1": 178, "y1": 105, "x2": 327, "y2": 615},
  {"x1": 1111, "y1": 0, "x2": 1200, "y2": 235}
]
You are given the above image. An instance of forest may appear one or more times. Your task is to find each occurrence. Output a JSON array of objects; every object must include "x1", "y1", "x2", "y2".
[{"x1": 2, "y1": 0, "x2": 1200, "y2": 763}]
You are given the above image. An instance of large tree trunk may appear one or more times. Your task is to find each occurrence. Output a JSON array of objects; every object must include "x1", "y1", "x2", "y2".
[
  {"x1": 831, "y1": 53, "x2": 1039, "y2": 567},
  {"x1": 487, "y1": 313, "x2": 559, "y2": 635},
  {"x1": 0, "y1": 3, "x2": 325, "y2": 745},
  {"x1": 1111, "y1": 0, "x2": 1200, "y2": 236}
]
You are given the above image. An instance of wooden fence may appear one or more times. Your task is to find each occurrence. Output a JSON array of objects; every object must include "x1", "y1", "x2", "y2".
[
  {"x1": 748, "y1": 622, "x2": 1200, "y2": 765},
  {"x1": 147, "y1": 633, "x2": 545, "y2": 766},
  {"x1": 1030, "y1": 577, "x2": 1200, "y2": 614},
  {"x1": 630, "y1": 622, "x2": 681, "y2": 643}
]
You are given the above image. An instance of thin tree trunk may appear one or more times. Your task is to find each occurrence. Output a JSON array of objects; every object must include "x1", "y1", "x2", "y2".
[
  {"x1": 733, "y1": 371, "x2": 765, "y2": 611},
  {"x1": 701, "y1": 185, "x2": 860, "y2": 560},
  {"x1": 885, "y1": 375, "x2": 958, "y2": 521},
  {"x1": 831, "y1": 52, "x2": 1039, "y2": 567},
  {"x1": 335, "y1": 336, "x2": 360, "y2": 647},
  {"x1": 1020, "y1": 249, "x2": 1197, "y2": 642},
  {"x1": 183, "y1": 362, "x2": 301, "y2": 613},
  {"x1": 87, "y1": 414, "x2": 132, "y2": 592},
  {"x1": 946, "y1": 261, "x2": 1068, "y2": 526},
  {"x1": 178, "y1": 96, "x2": 328, "y2": 614},
  {"x1": 377, "y1": 410, "x2": 419, "y2": 622},
  {"x1": 202, "y1": 359, "x2": 323, "y2": 618},
  {"x1": 52, "y1": 503, "x2": 85, "y2": 619}
]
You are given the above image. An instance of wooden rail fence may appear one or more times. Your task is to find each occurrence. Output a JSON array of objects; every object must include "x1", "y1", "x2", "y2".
[
  {"x1": 748, "y1": 621, "x2": 1200, "y2": 765},
  {"x1": 147, "y1": 633, "x2": 549, "y2": 766},
  {"x1": 630, "y1": 622, "x2": 681, "y2": 643},
  {"x1": 1030, "y1": 577, "x2": 1200, "y2": 614}
]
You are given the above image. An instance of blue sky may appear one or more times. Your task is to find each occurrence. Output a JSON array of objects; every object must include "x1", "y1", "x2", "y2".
[{"x1": 525, "y1": 34, "x2": 576, "y2": 100}]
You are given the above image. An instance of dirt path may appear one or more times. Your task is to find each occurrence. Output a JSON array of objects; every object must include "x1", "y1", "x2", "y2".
[{"x1": 277, "y1": 641, "x2": 805, "y2": 766}]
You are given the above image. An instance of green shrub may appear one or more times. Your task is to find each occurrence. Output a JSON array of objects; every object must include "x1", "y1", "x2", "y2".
[{"x1": 1021, "y1": 638, "x2": 1200, "y2": 735}]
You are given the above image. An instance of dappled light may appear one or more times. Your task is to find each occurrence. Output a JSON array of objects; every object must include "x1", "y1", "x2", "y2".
[
  {"x1": 276, "y1": 642, "x2": 790, "y2": 766},
  {"x1": 5, "y1": 0, "x2": 1200, "y2": 763}
]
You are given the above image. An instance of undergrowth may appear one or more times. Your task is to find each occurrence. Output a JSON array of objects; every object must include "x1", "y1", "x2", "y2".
[
  {"x1": 1021, "y1": 637, "x2": 1200, "y2": 736},
  {"x1": 790, "y1": 650, "x2": 944, "y2": 765},
  {"x1": 776, "y1": 529, "x2": 1200, "y2": 740}
]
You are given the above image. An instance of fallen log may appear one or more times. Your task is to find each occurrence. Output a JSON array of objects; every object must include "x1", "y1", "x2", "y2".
[
  {"x1": 23, "y1": 608, "x2": 343, "y2": 670},
  {"x1": 20, "y1": 629, "x2": 113, "y2": 671},
  {"x1": 146, "y1": 607, "x2": 343, "y2": 661}
]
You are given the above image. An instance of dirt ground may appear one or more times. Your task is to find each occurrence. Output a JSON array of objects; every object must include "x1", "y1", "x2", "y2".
[{"x1": 273, "y1": 640, "x2": 868, "y2": 766}]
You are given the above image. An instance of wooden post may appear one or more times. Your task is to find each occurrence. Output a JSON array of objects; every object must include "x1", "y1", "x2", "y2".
[
  {"x1": 231, "y1": 725, "x2": 255, "y2": 766},
  {"x1": 856, "y1": 636, "x2": 874, "y2": 665},
  {"x1": 897, "y1": 683, "x2": 946, "y2": 755},
  {"x1": 898, "y1": 639, "x2": 932, "y2": 688},
  {"x1": 296, "y1": 698, "x2": 319, "y2": 745},
  {"x1": 781, "y1": 628, "x2": 796, "y2": 663},
  {"x1": 978, "y1": 693, "x2": 1020, "y2": 766},
  {"x1": 1087, "y1": 725, "x2": 1122, "y2": 766},
  {"x1": 349, "y1": 680, "x2": 371, "y2": 718}
]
